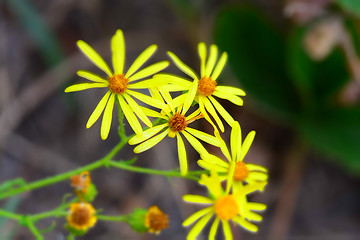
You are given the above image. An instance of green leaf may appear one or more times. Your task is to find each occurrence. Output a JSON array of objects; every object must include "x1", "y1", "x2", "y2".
[
  {"x1": 214, "y1": 5, "x2": 301, "y2": 121},
  {"x1": 335, "y1": 0, "x2": 360, "y2": 17},
  {"x1": 298, "y1": 107, "x2": 360, "y2": 174}
]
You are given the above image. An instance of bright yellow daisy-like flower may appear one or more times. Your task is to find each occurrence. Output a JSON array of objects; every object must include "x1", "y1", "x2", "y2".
[
  {"x1": 198, "y1": 121, "x2": 268, "y2": 191},
  {"x1": 65, "y1": 29, "x2": 169, "y2": 139},
  {"x1": 67, "y1": 202, "x2": 97, "y2": 231},
  {"x1": 183, "y1": 171, "x2": 266, "y2": 240},
  {"x1": 128, "y1": 87, "x2": 219, "y2": 175},
  {"x1": 154, "y1": 42, "x2": 245, "y2": 132}
]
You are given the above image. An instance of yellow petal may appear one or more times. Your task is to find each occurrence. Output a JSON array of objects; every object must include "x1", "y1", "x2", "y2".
[
  {"x1": 185, "y1": 108, "x2": 201, "y2": 122},
  {"x1": 185, "y1": 127, "x2": 219, "y2": 146},
  {"x1": 216, "y1": 86, "x2": 246, "y2": 96},
  {"x1": 199, "y1": 97, "x2": 217, "y2": 131},
  {"x1": 129, "y1": 61, "x2": 169, "y2": 81},
  {"x1": 246, "y1": 211, "x2": 263, "y2": 222},
  {"x1": 123, "y1": 93, "x2": 152, "y2": 127},
  {"x1": 148, "y1": 88, "x2": 164, "y2": 102},
  {"x1": 101, "y1": 93, "x2": 115, "y2": 140},
  {"x1": 182, "y1": 207, "x2": 213, "y2": 227},
  {"x1": 77, "y1": 70, "x2": 108, "y2": 83},
  {"x1": 233, "y1": 216, "x2": 258, "y2": 232},
  {"x1": 125, "y1": 44, "x2": 157, "y2": 78},
  {"x1": 172, "y1": 93, "x2": 188, "y2": 108},
  {"x1": 226, "y1": 160, "x2": 236, "y2": 194},
  {"x1": 208, "y1": 96, "x2": 234, "y2": 127},
  {"x1": 164, "y1": 84, "x2": 190, "y2": 92},
  {"x1": 159, "y1": 86, "x2": 175, "y2": 112},
  {"x1": 182, "y1": 79, "x2": 198, "y2": 115},
  {"x1": 203, "y1": 97, "x2": 224, "y2": 132},
  {"x1": 128, "y1": 77, "x2": 172, "y2": 89},
  {"x1": 153, "y1": 73, "x2": 192, "y2": 87},
  {"x1": 211, "y1": 52, "x2": 227, "y2": 80},
  {"x1": 247, "y1": 202, "x2": 267, "y2": 211},
  {"x1": 246, "y1": 164, "x2": 268, "y2": 173},
  {"x1": 183, "y1": 194, "x2": 213, "y2": 204},
  {"x1": 77, "y1": 40, "x2": 112, "y2": 76},
  {"x1": 117, "y1": 95, "x2": 143, "y2": 135},
  {"x1": 197, "y1": 160, "x2": 228, "y2": 172},
  {"x1": 248, "y1": 172, "x2": 268, "y2": 181},
  {"x1": 128, "y1": 123, "x2": 168, "y2": 145},
  {"x1": 230, "y1": 121, "x2": 241, "y2": 162},
  {"x1": 167, "y1": 51, "x2": 198, "y2": 80},
  {"x1": 186, "y1": 212, "x2": 213, "y2": 239},
  {"x1": 139, "y1": 106, "x2": 167, "y2": 119},
  {"x1": 213, "y1": 91, "x2": 244, "y2": 106},
  {"x1": 86, "y1": 91, "x2": 111, "y2": 128},
  {"x1": 201, "y1": 154, "x2": 229, "y2": 168},
  {"x1": 181, "y1": 131, "x2": 208, "y2": 156},
  {"x1": 126, "y1": 90, "x2": 167, "y2": 109},
  {"x1": 209, "y1": 217, "x2": 220, "y2": 240},
  {"x1": 65, "y1": 83, "x2": 107, "y2": 92},
  {"x1": 198, "y1": 42, "x2": 207, "y2": 77},
  {"x1": 222, "y1": 220, "x2": 233, "y2": 240},
  {"x1": 240, "y1": 131, "x2": 255, "y2": 161},
  {"x1": 177, "y1": 134, "x2": 188, "y2": 175},
  {"x1": 133, "y1": 128, "x2": 170, "y2": 153},
  {"x1": 205, "y1": 45, "x2": 218, "y2": 77},
  {"x1": 111, "y1": 29, "x2": 125, "y2": 74},
  {"x1": 214, "y1": 130, "x2": 232, "y2": 161}
]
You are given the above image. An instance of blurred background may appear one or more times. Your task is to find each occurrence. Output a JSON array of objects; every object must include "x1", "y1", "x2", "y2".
[{"x1": 1, "y1": 0, "x2": 360, "y2": 239}]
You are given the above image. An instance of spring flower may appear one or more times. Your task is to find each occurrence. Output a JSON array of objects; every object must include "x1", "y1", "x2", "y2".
[
  {"x1": 183, "y1": 171, "x2": 266, "y2": 240},
  {"x1": 198, "y1": 121, "x2": 268, "y2": 191},
  {"x1": 145, "y1": 205, "x2": 169, "y2": 234},
  {"x1": 154, "y1": 42, "x2": 245, "y2": 132},
  {"x1": 128, "y1": 87, "x2": 220, "y2": 175},
  {"x1": 67, "y1": 202, "x2": 97, "y2": 231},
  {"x1": 65, "y1": 29, "x2": 169, "y2": 139},
  {"x1": 70, "y1": 171, "x2": 91, "y2": 194}
]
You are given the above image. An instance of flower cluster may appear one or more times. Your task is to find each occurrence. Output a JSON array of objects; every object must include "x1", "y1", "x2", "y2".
[{"x1": 66, "y1": 29, "x2": 268, "y2": 239}]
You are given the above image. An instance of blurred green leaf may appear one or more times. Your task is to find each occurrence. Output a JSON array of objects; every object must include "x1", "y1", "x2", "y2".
[
  {"x1": 214, "y1": 5, "x2": 301, "y2": 121},
  {"x1": 335, "y1": 0, "x2": 360, "y2": 17},
  {"x1": 298, "y1": 107, "x2": 360, "y2": 174}
]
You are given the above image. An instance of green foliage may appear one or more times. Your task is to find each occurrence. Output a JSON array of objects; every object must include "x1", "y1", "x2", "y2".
[
  {"x1": 127, "y1": 208, "x2": 148, "y2": 233},
  {"x1": 82, "y1": 184, "x2": 98, "y2": 203},
  {"x1": 335, "y1": 0, "x2": 360, "y2": 17},
  {"x1": 214, "y1": 4, "x2": 360, "y2": 173}
]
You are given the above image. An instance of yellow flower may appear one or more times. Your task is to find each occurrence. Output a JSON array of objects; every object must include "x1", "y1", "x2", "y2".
[
  {"x1": 65, "y1": 29, "x2": 170, "y2": 139},
  {"x1": 154, "y1": 42, "x2": 246, "y2": 132},
  {"x1": 67, "y1": 202, "x2": 97, "y2": 231},
  {"x1": 198, "y1": 121, "x2": 268, "y2": 192},
  {"x1": 183, "y1": 171, "x2": 266, "y2": 240},
  {"x1": 145, "y1": 205, "x2": 169, "y2": 234},
  {"x1": 70, "y1": 171, "x2": 91, "y2": 194},
  {"x1": 128, "y1": 88, "x2": 220, "y2": 175}
]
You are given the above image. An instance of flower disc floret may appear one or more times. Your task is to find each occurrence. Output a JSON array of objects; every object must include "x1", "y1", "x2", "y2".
[
  {"x1": 233, "y1": 162, "x2": 249, "y2": 182},
  {"x1": 108, "y1": 74, "x2": 128, "y2": 94},
  {"x1": 198, "y1": 77, "x2": 216, "y2": 96},
  {"x1": 215, "y1": 195, "x2": 239, "y2": 220},
  {"x1": 168, "y1": 113, "x2": 187, "y2": 133},
  {"x1": 67, "y1": 202, "x2": 97, "y2": 231},
  {"x1": 145, "y1": 206, "x2": 169, "y2": 234}
]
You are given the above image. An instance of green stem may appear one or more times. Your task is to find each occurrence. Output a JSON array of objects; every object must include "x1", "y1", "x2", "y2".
[
  {"x1": 0, "y1": 139, "x2": 128, "y2": 200},
  {"x1": 26, "y1": 217, "x2": 43, "y2": 240},
  {"x1": 0, "y1": 209, "x2": 22, "y2": 221},
  {"x1": 108, "y1": 160, "x2": 200, "y2": 181},
  {"x1": 96, "y1": 214, "x2": 128, "y2": 222},
  {"x1": 116, "y1": 99, "x2": 126, "y2": 140}
]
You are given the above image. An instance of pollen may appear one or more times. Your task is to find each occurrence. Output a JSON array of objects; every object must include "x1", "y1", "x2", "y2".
[
  {"x1": 145, "y1": 206, "x2": 169, "y2": 235},
  {"x1": 233, "y1": 162, "x2": 249, "y2": 182},
  {"x1": 168, "y1": 113, "x2": 187, "y2": 133},
  {"x1": 197, "y1": 77, "x2": 217, "y2": 96},
  {"x1": 214, "y1": 195, "x2": 239, "y2": 220},
  {"x1": 68, "y1": 202, "x2": 97, "y2": 231},
  {"x1": 108, "y1": 74, "x2": 129, "y2": 94}
]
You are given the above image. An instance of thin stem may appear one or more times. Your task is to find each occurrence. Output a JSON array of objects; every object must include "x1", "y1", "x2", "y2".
[
  {"x1": 96, "y1": 214, "x2": 128, "y2": 222},
  {"x1": 26, "y1": 217, "x2": 44, "y2": 240},
  {"x1": 108, "y1": 160, "x2": 200, "y2": 181},
  {"x1": 116, "y1": 98, "x2": 126, "y2": 140},
  {"x1": 0, "y1": 139, "x2": 128, "y2": 200},
  {"x1": 0, "y1": 209, "x2": 22, "y2": 221}
]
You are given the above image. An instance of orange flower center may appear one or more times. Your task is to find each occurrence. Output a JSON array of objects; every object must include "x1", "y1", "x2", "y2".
[
  {"x1": 70, "y1": 171, "x2": 91, "y2": 193},
  {"x1": 145, "y1": 206, "x2": 169, "y2": 234},
  {"x1": 214, "y1": 195, "x2": 239, "y2": 220},
  {"x1": 168, "y1": 113, "x2": 187, "y2": 133},
  {"x1": 197, "y1": 77, "x2": 217, "y2": 96},
  {"x1": 70, "y1": 206, "x2": 91, "y2": 226},
  {"x1": 108, "y1": 74, "x2": 129, "y2": 94},
  {"x1": 233, "y1": 162, "x2": 249, "y2": 182}
]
